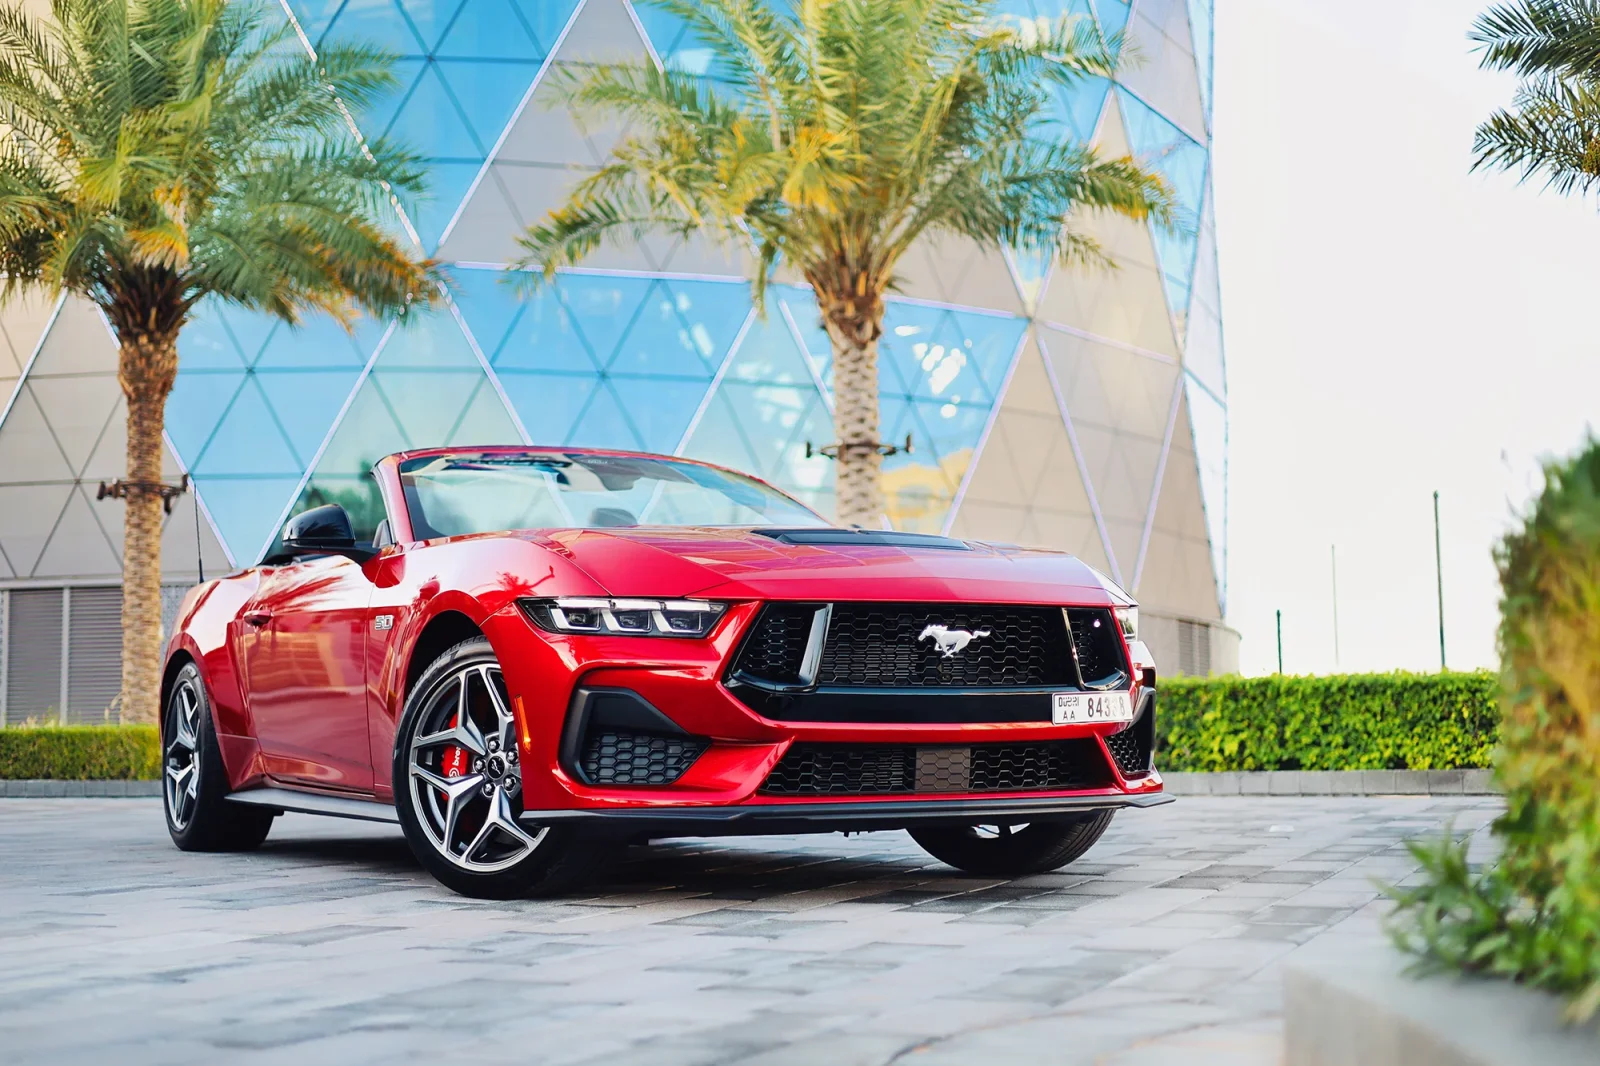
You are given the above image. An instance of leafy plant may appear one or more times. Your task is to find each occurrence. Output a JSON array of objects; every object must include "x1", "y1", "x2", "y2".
[
  {"x1": 1389, "y1": 440, "x2": 1600, "y2": 1021},
  {"x1": 0, "y1": 0, "x2": 438, "y2": 724},
  {"x1": 515, "y1": 0, "x2": 1172, "y2": 526},
  {"x1": 1472, "y1": 0, "x2": 1600, "y2": 194},
  {"x1": 0, "y1": 724, "x2": 159, "y2": 779},
  {"x1": 1158, "y1": 672, "x2": 1499, "y2": 772}
]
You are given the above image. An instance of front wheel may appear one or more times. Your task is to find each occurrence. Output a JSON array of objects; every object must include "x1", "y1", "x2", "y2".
[
  {"x1": 909, "y1": 811, "x2": 1114, "y2": 877},
  {"x1": 163, "y1": 663, "x2": 275, "y2": 852},
  {"x1": 393, "y1": 638, "x2": 609, "y2": 899}
]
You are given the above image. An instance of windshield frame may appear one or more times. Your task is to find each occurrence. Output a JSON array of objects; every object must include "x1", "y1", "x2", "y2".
[{"x1": 376, "y1": 447, "x2": 829, "y2": 542}]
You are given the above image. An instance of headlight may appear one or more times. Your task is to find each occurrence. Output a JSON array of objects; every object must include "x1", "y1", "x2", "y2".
[
  {"x1": 1114, "y1": 606, "x2": 1138, "y2": 641},
  {"x1": 521, "y1": 597, "x2": 727, "y2": 638}
]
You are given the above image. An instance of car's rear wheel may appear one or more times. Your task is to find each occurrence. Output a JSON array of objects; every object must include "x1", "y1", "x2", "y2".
[
  {"x1": 163, "y1": 663, "x2": 275, "y2": 851},
  {"x1": 909, "y1": 811, "x2": 1114, "y2": 877},
  {"x1": 393, "y1": 637, "x2": 609, "y2": 899}
]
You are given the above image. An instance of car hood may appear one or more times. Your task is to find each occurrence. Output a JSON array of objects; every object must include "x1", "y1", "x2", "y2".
[{"x1": 523, "y1": 527, "x2": 1123, "y2": 605}]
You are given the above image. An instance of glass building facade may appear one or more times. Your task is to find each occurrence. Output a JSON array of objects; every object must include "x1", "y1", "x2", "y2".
[{"x1": 0, "y1": 0, "x2": 1232, "y2": 723}]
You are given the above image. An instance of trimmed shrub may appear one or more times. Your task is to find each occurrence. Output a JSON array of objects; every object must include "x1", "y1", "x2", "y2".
[
  {"x1": 1390, "y1": 440, "x2": 1600, "y2": 1020},
  {"x1": 1158, "y1": 672, "x2": 1499, "y2": 772},
  {"x1": 0, "y1": 725, "x2": 160, "y2": 780}
]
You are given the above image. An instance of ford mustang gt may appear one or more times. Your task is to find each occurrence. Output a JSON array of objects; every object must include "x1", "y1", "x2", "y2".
[{"x1": 161, "y1": 447, "x2": 1168, "y2": 898}]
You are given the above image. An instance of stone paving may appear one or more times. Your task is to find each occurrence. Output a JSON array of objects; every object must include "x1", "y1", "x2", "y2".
[{"x1": 0, "y1": 795, "x2": 1500, "y2": 1066}]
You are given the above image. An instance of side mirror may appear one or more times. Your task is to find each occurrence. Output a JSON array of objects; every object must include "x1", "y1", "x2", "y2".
[{"x1": 281, "y1": 504, "x2": 374, "y2": 562}]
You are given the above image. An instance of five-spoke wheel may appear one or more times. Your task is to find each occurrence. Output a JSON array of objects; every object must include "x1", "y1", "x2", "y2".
[
  {"x1": 162, "y1": 662, "x2": 275, "y2": 852},
  {"x1": 163, "y1": 676, "x2": 202, "y2": 832}
]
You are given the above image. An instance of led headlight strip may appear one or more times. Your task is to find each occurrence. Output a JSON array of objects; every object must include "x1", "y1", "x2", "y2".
[{"x1": 522, "y1": 597, "x2": 727, "y2": 638}]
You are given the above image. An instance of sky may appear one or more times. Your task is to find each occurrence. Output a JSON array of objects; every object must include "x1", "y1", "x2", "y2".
[{"x1": 1210, "y1": 0, "x2": 1600, "y2": 676}]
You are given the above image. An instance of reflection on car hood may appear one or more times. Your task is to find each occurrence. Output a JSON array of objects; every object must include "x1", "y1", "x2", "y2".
[{"x1": 525, "y1": 527, "x2": 1119, "y2": 605}]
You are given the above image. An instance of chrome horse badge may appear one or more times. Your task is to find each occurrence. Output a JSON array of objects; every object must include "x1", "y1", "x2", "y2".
[{"x1": 918, "y1": 624, "x2": 992, "y2": 658}]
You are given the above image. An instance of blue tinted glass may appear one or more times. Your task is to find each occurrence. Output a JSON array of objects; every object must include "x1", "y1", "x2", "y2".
[
  {"x1": 435, "y1": 0, "x2": 546, "y2": 58},
  {"x1": 407, "y1": 161, "x2": 484, "y2": 251},
  {"x1": 950, "y1": 310, "x2": 1029, "y2": 396},
  {"x1": 376, "y1": 310, "x2": 481, "y2": 368},
  {"x1": 725, "y1": 313, "x2": 812, "y2": 385},
  {"x1": 879, "y1": 305, "x2": 1024, "y2": 407},
  {"x1": 193, "y1": 378, "x2": 302, "y2": 477},
  {"x1": 451, "y1": 268, "x2": 527, "y2": 360},
  {"x1": 566, "y1": 381, "x2": 641, "y2": 450},
  {"x1": 559, "y1": 274, "x2": 656, "y2": 366},
  {"x1": 610, "y1": 375, "x2": 712, "y2": 453},
  {"x1": 1188, "y1": 0, "x2": 1213, "y2": 117},
  {"x1": 513, "y1": 0, "x2": 582, "y2": 52},
  {"x1": 194, "y1": 476, "x2": 305, "y2": 563},
  {"x1": 312, "y1": 380, "x2": 408, "y2": 479},
  {"x1": 773, "y1": 287, "x2": 831, "y2": 391},
  {"x1": 442, "y1": 378, "x2": 524, "y2": 445},
  {"x1": 436, "y1": 59, "x2": 543, "y2": 152},
  {"x1": 284, "y1": 0, "x2": 345, "y2": 45},
  {"x1": 389, "y1": 65, "x2": 481, "y2": 159},
  {"x1": 353, "y1": 59, "x2": 426, "y2": 148},
  {"x1": 397, "y1": 0, "x2": 462, "y2": 53},
  {"x1": 1120, "y1": 91, "x2": 1207, "y2": 211},
  {"x1": 608, "y1": 279, "x2": 748, "y2": 376},
  {"x1": 496, "y1": 371, "x2": 599, "y2": 445},
  {"x1": 255, "y1": 368, "x2": 363, "y2": 467},
  {"x1": 253, "y1": 312, "x2": 381, "y2": 370},
  {"x1": 177, "y1": 304, "x2": 249, "y2": 370},
  {"x1": 373, "y1": 368, "x2": 494, "y2": 447},
  {"x1": 678, "y1": 390, "x2": 760, "y2": 475},
  {"x1": 322, "y1": 0, "x2": 422, "y2": 54},
  {"x1": 1053, "y1": 76, "x2": 1110, "y2": 143},
  {"x1": 165, "y1": 371, "x2": 246, "y2": 468},
  {"x1": 494, "y1": 293, "x2": 596, "y2": 372},
  {"x1": 1093, "y1": 0, "x2": 1130, "y2": 37},
  {"x1": 912, "y1": 396, "x2": 991, "y2": 462}
]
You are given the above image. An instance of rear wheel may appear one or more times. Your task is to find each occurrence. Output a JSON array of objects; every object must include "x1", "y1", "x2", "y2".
[
  {"x1": 909, "y1": 811, "x2": 1114, "y2": 877},
  {"x1": 163, "y1": 663, "x2": 275, "y2": 852},
  {"x1": 393, "y1": 638, "x2": 609, "y2": 899}
]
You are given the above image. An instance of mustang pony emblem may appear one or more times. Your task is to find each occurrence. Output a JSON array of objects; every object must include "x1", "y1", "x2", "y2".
[{"x1": 918, "y1": 624, "x2": 992, "y2": 658}]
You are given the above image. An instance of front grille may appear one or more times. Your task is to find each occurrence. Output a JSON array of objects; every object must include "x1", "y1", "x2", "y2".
[
  {"x1": 733, "y1": 604, "x2": 820, "y2": 686},
  {"x1": 1104, "y1": 692, "x2": 1155, "y2": 778},
  {"x1": 1068, "y1": 608, "x2": 1129, "y2": 686},
  {"x1": 760, "y1": 740, "x2": 1110, "y2": 796},
  {"x1": 815, "y1": 604, "x2": 1075, "y2": 688},
  {"x1": 580, "y1": 731, "x2": 708, "y2": 786}
]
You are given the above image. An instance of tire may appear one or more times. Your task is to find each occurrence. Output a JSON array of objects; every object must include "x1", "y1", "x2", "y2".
[
  {"x1": 392, "y1": 637, "x2": 610, "y2": 899},
  {"x1": 909, "y1": 811, "x2": 1114, "y2": 877},
  {"x1": 163, "y1": 662, "x2": 275, "y2": 852}
]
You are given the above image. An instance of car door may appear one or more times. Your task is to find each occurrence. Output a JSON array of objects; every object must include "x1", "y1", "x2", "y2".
[{"x1": 232, "y1": 555, "x2": 375, "y2": 791}]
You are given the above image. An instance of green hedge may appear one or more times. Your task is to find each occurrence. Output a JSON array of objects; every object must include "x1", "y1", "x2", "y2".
[
  {"x1": 0, "y1": 725, "x2": 160, "y2": 779},
  {"x1": 1158, "y1": 671, "x2": 1499, "y2": 772}
]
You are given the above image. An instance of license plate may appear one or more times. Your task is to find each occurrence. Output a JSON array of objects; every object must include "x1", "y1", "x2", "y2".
[{"x1": 1052, "y1": 691, "x2": 1135, "y2": 725}]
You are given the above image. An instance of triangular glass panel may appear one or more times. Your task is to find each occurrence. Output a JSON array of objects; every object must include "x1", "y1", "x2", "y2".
[
  {"x1": 176, "y1": 302, "x2": 250, "y2": 370},
  {"x1": 283, "y1": 0, "x2": 346, "y2": 47},
  {"x1": 442, "y1": 379, "x2": 524, "y2": 445},
  {"x1": 514, "y1": 0, "x2": 583, "y2": 53},
  {"x1": 492, "y1": 291, "x2": 597, "y2": 373},
  {"x1": 255, "y1": 368, "x2": 364, "y2": 468},
  {"x1": 372, "y1": 368, "x2": 499, "y2": 449},
  {"x1": 390, "y1": 64, "x2": 483, "y2": 159},
  {"x1": 411, "y1": 161, "x2": 488, "y2": 251},
  {"x1": 310, "y1": 378, "x2": 409, "y2": 481},
  {"x1": 192, "y1": 377, "x2": 303, "y2": 477},
  {"x1": 375, "y1": 309, "x2": 483, "y2": 368},
  {"x1": 678, "y1": 388, "x2": 762, "y2": 477},
  {"x1": 436, "y1": 0, "x2": 549, "y2": 59},
  {"x1": 253, "y1": 312, "x2": 382, "y2": 370},
  {"x1": 559, "y1": 273, "x2": 657, "y2": 367},
  {"x1": 1188, "y1": 0, "x2": 1213, "y2": 118},
  {"x1": 1119, "y1": 90, "x2": 1207, "y2": 319},
  {"x1": 567, "y1": 380, "x2": 641, "y2": 450},
  {"x1": 497, "y1": 371, "x2": 601, "y2": 444},
  {"x1": 774, "y1": 287, "x2": 832, "y2": 393},
  {"x1": 610, "y1": 375, "x2": 711, "y2": 454},
  {"x1": 629, "y1": 1, "x2": 723, "y2": 78},
  {"x1": 398, "y1": 0, "x2": 467, "y2": 54},
  {"x1": 724, "y1": 309, "x2": 814, "y2": 387},
  {"x1": 322, "y1": 0, "x2": 423, "y2": 54},
  {"x1": 436, "y1": 59, "x2": 544, "y2": 154},
  {"x1": 609, "y1": 279, "x2": 750, "y2": 377},
  {"x1": 192, "y1": 476, "x2": 306, "y2": 564},
  {"x1": 165, "y1": 371, "x2": 247, "y2": 471},
  {"x1": 286, "y1": 472, "x2": 390, "y2": 543},
  {"x1": 451, "y1": 267, "x2": 528, "y2": 361},
  {"x1": 1093, "y1": 0, "x2": 1130, "y2": 37}
]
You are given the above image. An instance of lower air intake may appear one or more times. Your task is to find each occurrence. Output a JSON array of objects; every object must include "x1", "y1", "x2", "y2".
[
  {"x1": 760, "y1": 740, "x2": 1109, "y2": 796},
  {"x1": 580, "y1": 731, "x2": 708, "y2": 786},
  {"x1": 1104, "y1": 693, "x2": 1156, "y2": 778}
]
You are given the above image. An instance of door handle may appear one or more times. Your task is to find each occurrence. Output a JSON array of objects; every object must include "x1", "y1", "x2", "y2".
[{"x1": 243, "y1": 610, "x2": 272, "y2": 627}]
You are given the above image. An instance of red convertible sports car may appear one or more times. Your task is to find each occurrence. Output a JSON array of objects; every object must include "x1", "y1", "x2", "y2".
[{"x1": 161, "y1": 446, "x2": 1168, "y2": 897}]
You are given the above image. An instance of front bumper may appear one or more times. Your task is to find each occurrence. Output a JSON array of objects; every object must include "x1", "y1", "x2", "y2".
[{"x1": 515, "y1": 790, "x2": 1172, "y2": 838}]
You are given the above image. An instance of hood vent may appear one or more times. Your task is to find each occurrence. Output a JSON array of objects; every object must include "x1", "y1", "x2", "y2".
[{"x1": 752, "y1": 528, "x2": 972, "y2": 551}]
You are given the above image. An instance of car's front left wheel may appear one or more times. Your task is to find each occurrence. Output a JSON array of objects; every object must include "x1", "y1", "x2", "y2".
[
  {"x1": 163, "y1": 663, "x2": 275, "y2": 852},
  {"x1": 393, "y1": 637, "x2": 609, "y2": 899}
]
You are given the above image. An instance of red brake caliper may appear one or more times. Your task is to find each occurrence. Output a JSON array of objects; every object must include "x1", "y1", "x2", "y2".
[{"x1": 440, "y1": 713, "x2": 470, "y2": 780}]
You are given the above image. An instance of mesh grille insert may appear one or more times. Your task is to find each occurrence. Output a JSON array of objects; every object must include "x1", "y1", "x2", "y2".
[
  {"x1": 580, "y1": 731, "x2": 708, "y2": 786},
  {"x1": 732, "y1": 604, "x2": 820, "y2": 686},
  {"x1": 760, "y1": 740, "x2": 1109, "y2": 796},
  {"x1": 1067, "y1": 608, "x2": 1129, "y2": 686},
  {"x1": 815, "y1": 604, "x2": 1075, "y2": 688}
]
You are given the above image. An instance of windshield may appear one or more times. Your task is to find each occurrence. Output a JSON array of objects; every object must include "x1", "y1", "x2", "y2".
[{"x1": 399, "y1": 452, "x2": 829, "y2": 538}]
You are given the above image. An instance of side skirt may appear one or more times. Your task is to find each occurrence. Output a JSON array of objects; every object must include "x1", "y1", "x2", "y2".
[{"x1": 227, "y1": 786, "x2": 399, "y2": 824}]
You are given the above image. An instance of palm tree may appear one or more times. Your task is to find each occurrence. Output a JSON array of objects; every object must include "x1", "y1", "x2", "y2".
[
  {"x1": 0, "y1": 0, "x2": 437, "y2": 724},
  {"x1": 1472, "y1": 0, "x2": 1600, "y2": 193},
  {"x1": 515, "y1": 0, "x2": 1172, "y2": 527}
]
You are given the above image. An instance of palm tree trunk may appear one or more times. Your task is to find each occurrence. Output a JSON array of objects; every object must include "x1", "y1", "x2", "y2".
[
  {"x1": 818, "y1": 286, "x2": 886, "y2": 527},
  {"x1": 117, "y1": 331, "x2": 179, "y2": 725}
]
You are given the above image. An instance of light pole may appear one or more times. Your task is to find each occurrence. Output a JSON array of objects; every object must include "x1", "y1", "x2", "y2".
[{"x1": 1434, "y1": 491, "x2": 1446, "y2": 671}]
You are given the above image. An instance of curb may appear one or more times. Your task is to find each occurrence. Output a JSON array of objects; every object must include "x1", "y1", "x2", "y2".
[
  {"x1": 1163, "y1": 769, "x2": 1497, "y2": 796},
  {"x1": 0, "y1": 780, "x2": 161, "y2": 797}
]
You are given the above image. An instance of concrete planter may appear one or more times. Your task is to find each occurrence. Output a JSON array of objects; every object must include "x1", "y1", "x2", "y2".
[
  {"x1": 0, "y1": 780, "x2": 160, "y2": 797},
  {"x1": 1163, "y1": 769, "x2": 1497, "y2": 796},
  {"x1": 1285, "y1": 938, "x2": 1599, "y2": 1066}
]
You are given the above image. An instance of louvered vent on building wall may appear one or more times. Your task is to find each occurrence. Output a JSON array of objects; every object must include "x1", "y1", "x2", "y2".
[
  {"x1": 5, "y1": 589, "x2": 63, "y2": 725},
  {"x1": 1177, "y1": 620, "x2": 1213, "y2": 677},
  {"x1": 67, "y1": 587, "x2": 122, "y2": 724}
]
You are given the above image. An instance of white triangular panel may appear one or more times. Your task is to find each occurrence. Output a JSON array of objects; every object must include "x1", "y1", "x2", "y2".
[
  {"x1": 1117, "y1": 0, "x2": 1206, "y2": 142},
  {"x1": 29, "y1": 296, "x2": 115, "y2": 375},
  {"x1": 0, "y1": 290, "x2": 59, "y2": 376},
  {"x1": 438, "y1": 169, "x2": 527, "y2": 264},
  {"x1": 1183, "y1": 183, "x2": 1225, "y2": 398},
  {"x1": 556, "y1": 0, "x2": 649, "y2": 62},
  {"x1": 28, "y1": 374, "x2": 121, "y2": 477},
  {"x1": 0, "y1": 386, "x2": 74, "y2": 481},
  {"x1": 1184, "y1": 373, "x2": 1226, "y2": 605},
  {"x1": 1136, "y1": 393, "x2": 1220, "y2": 617},
  {"x1": 892, "y1": 233, "x2": 1026, "y2": 316},
  {"x1": 0, "y1": 482, "x2": 73, "y2": 577},
  {"x1": 32, "y1": 486, "x2": 120, "y2": 579}
]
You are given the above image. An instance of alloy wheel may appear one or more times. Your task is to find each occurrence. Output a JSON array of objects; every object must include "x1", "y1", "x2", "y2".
[
  {"x1": 407, "y1": 662, "x2": 548, "y2": 873},
  {"x1": 163, "y1": 678, "x2": 201, "y2": 830}
]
